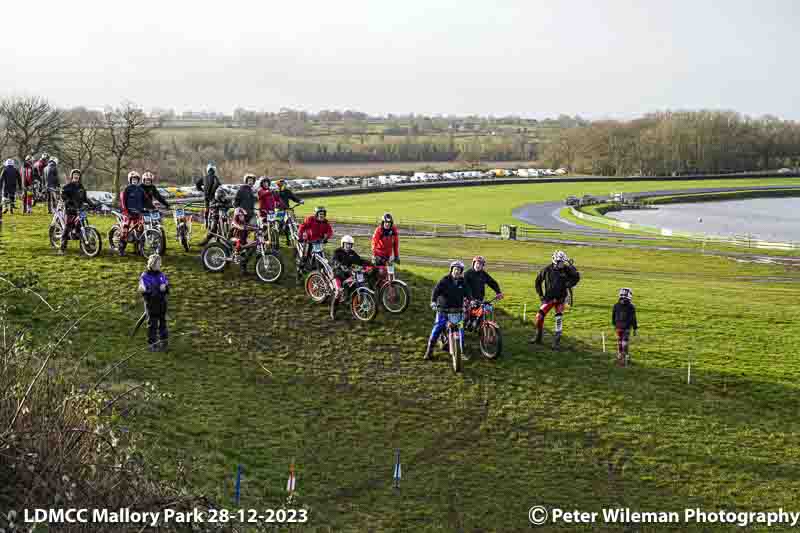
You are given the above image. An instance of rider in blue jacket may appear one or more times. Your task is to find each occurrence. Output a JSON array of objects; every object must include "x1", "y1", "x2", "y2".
[
  {"x1": 424, "y1": 260, "x2": 472, "y2": 360},
  {"x1": 138, "y1": 254, "x2": 169, "y2": 351}
]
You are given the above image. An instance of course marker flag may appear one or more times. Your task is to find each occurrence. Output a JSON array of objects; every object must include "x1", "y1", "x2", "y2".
[
  {"x1": 287, "y1": 462, "x2": 296, "y2": 493},
  {"x1": 393, "y1": 449, "x2": 401, "y2": 489}
]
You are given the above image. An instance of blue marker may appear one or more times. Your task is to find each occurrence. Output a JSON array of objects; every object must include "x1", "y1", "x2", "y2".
[
  {"x1": 393, "y1": 450, "x2": 401, "y2": 489},
  {"x1": 235, "y1": 464, "x2": 242, "y2": 505}
]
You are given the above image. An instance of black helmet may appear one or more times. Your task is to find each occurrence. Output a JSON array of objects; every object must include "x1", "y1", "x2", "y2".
[
  {"x1": 315, "y1": 206, "x2": 327, "y2": 218},
  {"x1": 382, "y1": 212, "x2": 394, "y2": 226},
  {"x1": 214, "y1": 188, "x2": 227, "y2": 202}
]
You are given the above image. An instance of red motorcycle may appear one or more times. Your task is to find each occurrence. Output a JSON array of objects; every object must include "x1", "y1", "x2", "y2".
[
  {"x1": 365, "y1": 261, "x2": 410, "y2": 314},
  {"x1": 464, "y1": 295, "x2": 503, "y2": 359}
]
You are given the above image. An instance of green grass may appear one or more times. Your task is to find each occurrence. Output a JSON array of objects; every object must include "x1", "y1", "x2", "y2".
[
  {"x1": 308, "y1": 177, "x2": 800, "y2": 230},
  {"x1": 4, "y1": 209, "x2": 800, "y2": 531}
]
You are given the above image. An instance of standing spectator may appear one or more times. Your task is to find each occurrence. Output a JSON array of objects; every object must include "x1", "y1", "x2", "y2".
[
  {"x1": 612, "y1": 288, "x2": 639, "y2": 367},
  {"x1": 0, "y1": 159, "x2": 21, "y2": 216},
  {"x1": 44, "y1": 157, "x2": 60, "y2": 214},
  {"x1": 21, "y1": 156, "x2": 34, "y2": 214},
  {"x1": 138, "y1": 254, "x2": 170, "y2": 352}
]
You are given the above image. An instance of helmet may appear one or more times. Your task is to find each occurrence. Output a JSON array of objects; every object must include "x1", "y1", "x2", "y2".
[
  {"x1": 472, "y1": 255, "x2": 486, "y2": 267},
  {"x1": 41, "y1": 152, "x2": 49, "y2": 160},
  {"x1": 619, "y1": 288, "x2": 633, "y2": 301},
  {"x1": 341, "y1": 235, "x2": 355, "y2": 247},
  {"x1": 243, "y1": 174, "x2": 256, "y2": 185},
  {"x1": 314, "y1": 206, "x2": 327, "y2": 218},
  {"x1": 449, "y1": 260, "x2": 465, "y2": 273},
  {"x1": 4, "y1": 159, "x2": 14, "y2": 167},
  {"x1": 147, "y1": 254, "x2": 162, "y2": 272},
  {"x1": 233, "y1": 207, "x2": 247, "y2": 220},
  {"x1": 49, "y1": 157, "x2": 58, "y2": 165},
  {"x1": 382, "y1": 212, "x2": 394, "y2": 225},
  {"x1": 258, "y1": 176, "x2": 270, "y2": 188},
  {"x1": 24, "y1": 155, "x2": 32, "y2": 162},
  {"x1": 552, "y1": 250, "x2": 568, "y2": 266},
  {"x1": 70, "y1": 169, "x2": 82, "y2": 179},
  {"x1": 214, "y1": 188, "x2": 227, "y2": 202},
  {"x1": 276, "y1": 179, "x2": 286, "y2": 190},
  {"x1": 127, "y1": 171, "x2": 141, "y2": 184},
  {"x1": 206, "y1": 162, "x2": 217, "y2": 175},
  {"x1": 142, "y1": 171, "x2": 155, "y2": 184}
]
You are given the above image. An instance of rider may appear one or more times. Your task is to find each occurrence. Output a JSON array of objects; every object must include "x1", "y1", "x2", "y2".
[
  {"x1": 463, "y1": 256, "x2": 504, "y2": 329},
  {"x1": 275, "y1": 179, "x2": 304, "y2": 246},
  {"x1": 234, "y1": 174, "x2": 257, "y2": 224},
  {"x1": 195, "y1": 162, "x2": 221, "y2": 226},
  {"x1": 371, "y1": 212, "x2": 400, "y2": 265},
  {"x1": 22, "y1": 156, "x2": 34, "y2": 214},
  {"x1": 330, "y1": 234, "x2": 372, "y2": 319},
  {"x1": 199, "y1": 187, "x2": 233, "y2": 246},
  {"x1": 119, "y1": 171, "x2": 146, "y2": 256},
  {"x1": 230, "y1": 206, "x2": 256, "y2": 274},
  {"x1": 532, "y1": 250, "x2": 581, "y2": 350},
  {"x1": 141, "y1": 171, "x2": 171, "y2": 210},
  {"x1": 612, "y1": 288, "x2": 638, "y2": 367},
  {"x1": 257, "y1": 177, "x2": 279, "y2": 217},
  {"x1": 58, "y1": 169, "x2": 88, "y2": 255},
  {"x1": 297, "y1": 206, "x2": 333, "y2": 273},
  {"x1": 424, "y1": 260, "x2": 472, "y2": 361},
  {"x1": 33, "y1": 152, "x2": 48, "y2": 187},
  {"x1": 138, "y1": 254, "x2": 170, "y2": 352},
  {"x1": 0, "y1": 159, "x2": 21, "y2": 215},
  {"x1": 44, "y1": 157, "x2": 60, "y2": 214}
]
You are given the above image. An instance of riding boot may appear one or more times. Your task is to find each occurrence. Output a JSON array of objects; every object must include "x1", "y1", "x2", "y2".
[
  {"x1": 529, "y1": 328, "x2": 543, "y2": 344},
  {"x1": 552, "y1": 333, "x2": 562, "y2": 351},
  {"x1": 423, "y1": 338, "x2": 435, "y2": 360},
  {"x1": 118, "y1": 241, "x2": 127, "y2": 257},
  {"x1": 329, "y1": 297, "x2": 337, "y2": 320}
]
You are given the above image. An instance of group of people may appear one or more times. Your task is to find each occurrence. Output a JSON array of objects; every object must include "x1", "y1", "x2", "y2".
[{"x1": 0, "y1": 153, "x2": 59, "y2": 219}]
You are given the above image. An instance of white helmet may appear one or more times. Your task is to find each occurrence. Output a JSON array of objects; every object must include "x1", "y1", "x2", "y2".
[
  {"x1": 619, "y1": 288, "x2": 633, "y2": 301},
  {"x1": 206, "y1": 162, "x2": 217, "y2": 175},
  {"x1": 552, "y1": 250, "x2": 568, "y2": 265},
  {"x1": 49, "y1": 157, "x2": 58, "y2": 165},
  {"x1": 142, "y1": 171, "x2": 155, "y2": 184},
  {"x1": 127, "y1": 171, "x2": 141, "y2": 184},
  {"x1": 41, "y1": 152, "x2": 49, "y2": 160},
  {"x1": 341, "y1": 235, "x2": 355, "y2": 247},
  {"x1": 4, "y1": 159, "x2": 14, "y2": 167}
]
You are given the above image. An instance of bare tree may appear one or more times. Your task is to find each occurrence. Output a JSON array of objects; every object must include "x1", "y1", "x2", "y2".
[
  {"x1": 98, "y1": 102, "x2": 153, "y2": 202},
  {"x1": 60, "y1": 108, "x2": 103, "y2": 178},
  {"x1": 0, "y1": 96, "x2": 69, "y2": 160}
]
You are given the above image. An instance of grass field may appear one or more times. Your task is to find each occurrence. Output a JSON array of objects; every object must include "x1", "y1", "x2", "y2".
[
  {"x1": 3, "y1": 207, "x2": 800, "y2": 531},
  {"x1": 299, "y1": 177, "x2": 800, "y2": 231}
]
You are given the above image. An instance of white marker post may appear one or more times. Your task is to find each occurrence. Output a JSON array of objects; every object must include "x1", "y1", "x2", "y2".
[
  {"x1": 601, "y1": 332, "x2": 606, "y2": 353},
  {"x1": 687, "y1": 357, "x2": 692, "y2": 385},
  {"x1": 523, "y1": 303, "x2": 527, "y2": 323}
]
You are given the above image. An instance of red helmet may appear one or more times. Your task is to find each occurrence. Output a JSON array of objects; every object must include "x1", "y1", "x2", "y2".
[{"x1": 472, "y1": 255, "x2": 486, "y2": 267}]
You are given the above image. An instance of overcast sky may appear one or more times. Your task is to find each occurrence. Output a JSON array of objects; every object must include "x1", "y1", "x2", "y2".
[{"x1": 1, "y1": 0, "x2": 797, "y2": 119}]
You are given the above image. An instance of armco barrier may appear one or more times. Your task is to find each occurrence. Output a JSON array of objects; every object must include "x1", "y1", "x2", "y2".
[{"x1": 569, "y1": 207, "x2": 800, "y2": 251}]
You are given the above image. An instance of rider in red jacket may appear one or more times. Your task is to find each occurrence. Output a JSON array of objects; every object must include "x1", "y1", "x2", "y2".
[
  {"x1": 297, "y1": 206, "x2": 333, "y2": 270},
  {"x1": 257, "y1": 177, "x2": 279, "y2": 216},
  {"x1": 371, "y1": 212, "x2": 400, "y2": 265},
  {"x1": 22, "y1": 156, "x2": 34, "y2": 214}
]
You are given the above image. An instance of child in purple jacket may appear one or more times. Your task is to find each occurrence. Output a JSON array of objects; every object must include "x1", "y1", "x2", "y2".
[{"x1": 139, "y1": 254, "x2": 170, "y2": 351}]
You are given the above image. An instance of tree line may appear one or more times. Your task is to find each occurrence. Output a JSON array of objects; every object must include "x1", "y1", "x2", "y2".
[{"x1": 541, "y1": 111, "x2": 800, "y2": 176}]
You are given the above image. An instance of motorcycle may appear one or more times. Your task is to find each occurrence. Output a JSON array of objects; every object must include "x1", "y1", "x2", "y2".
[
  {"x1": 435, "y1": 305, "x2": 466, "y2": 374},
  {"x1": 173, "y1": 206, "x2": 192, "y2": 252},
  {"x1": 302, "y1": 241, "x2": 337, "y2": 304},
  {"x1": 32, "y1": 179, "x2": 46, "y2": 205},
  {"x1": 464, "y1": 295, "x2": 503, "y2": 359},
  {"x1": 204, "y1": 204, "x2": 231, "y2": 243},
  {"x1": 108, "y1": 209, "x2": 163, "y2": 257},
  {"x1": 330, "y1": 265, "x2": 378, "y2": 322},
  {"x1": 200, "y1": 224, "x2": 284, "y2": 283},
  {"x1": 366, "y1": 261, "x2": 411, "y2": 314},
  {"x1": 143, "y1": 209, "x2": 168, "y2": 255},
  {"x1": 48, "y1": 203, "x2": 103, "y2": 257},
  {"x1": 260, "y1": 210, "x2": 281, "y2": 252}
]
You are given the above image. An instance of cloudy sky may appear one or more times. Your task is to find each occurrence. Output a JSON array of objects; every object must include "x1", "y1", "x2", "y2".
[{"x1": 1, "y1": 0, "x2": 796, "y2": 119}]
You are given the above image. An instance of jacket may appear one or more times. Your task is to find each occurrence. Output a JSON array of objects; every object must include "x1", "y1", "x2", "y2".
[
  {"x1": 22, "y1": 163, "x2": 33, "y2": 187},
  {"x1": 371, "y1": 226, "x2": 399, "y2": 259},
  {"x1": 431, "y1": 274, "x2": 472, "y2": 310},
  {"x1": 332, "y1": 247, "x2": 371, "y2": 276},
  {"x1": 33, "y1": 159, "x2": 47, "y2": 180},
  {"x1": 195, "y1": 172, "x2": 220, "y2": 204},
  {"x1": 61, "y1": 182, "x2": 88, "y2": 212},
  {"x1": 464, "y1": 268, "x2": 501, "y2": 302},
  {"x1": 44, "y1": 162, "x2": 59, "y2": 189},
  {"x1": 141, "y1": 184, "x2": 170, "y2": 210},
  {"x1": 297, "y1": 215, "x2": 333, "y2": 242},
  {"x1": 139, "y1": 270, "x2": 169, "y2": 301},
  {"x1": 234, "y1": 185, "x2": 256, "y2": 214},
  {"x1": 258, "y1": 187, "x2": 279, "y2": 212},
  {"x1": 535, "y1": 263, "x2": 580, "y2": 302},
  {"x1": 0, "y1": 166, "x2": 21, "y2": 194},
  {"x1": 612, "y1": 300, "x2": 638, "y2": 330},
  {"x1": 121, "y1": 184, "x2": 146, "y2": 214},
  {"x1": 277, "y1": 188, "x2": 302, "y2": 209}
]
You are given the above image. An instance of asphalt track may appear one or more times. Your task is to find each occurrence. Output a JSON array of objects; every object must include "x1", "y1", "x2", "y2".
[{"x1": 511, "y1": 185, "x2": 800, "y2": 234}]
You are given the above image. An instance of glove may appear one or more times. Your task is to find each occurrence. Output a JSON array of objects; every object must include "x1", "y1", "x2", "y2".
[
  {"x1": 634, "y1": 329, "x2": 638, "y2": 337},
  {"x1": 496, "y1": 292, "x2": 504, "y2": 300},
  {"x1": 299, "y1": 200, "x2": 305, "y2": 205},
  {"x1": 430, "y1": 302, "x2": 437, "y2": 310},
  {"x1": 323, "y1": 238, "x2": 329, "y2": 244},
  {"x1": 394, "y1": 257, "x2": 400, "y2": 264},
  {"x1": 159, "y1": 283, "x2": 167, "y2": 292}
]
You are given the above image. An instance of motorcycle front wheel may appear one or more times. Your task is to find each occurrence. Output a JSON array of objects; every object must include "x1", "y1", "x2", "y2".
[
  {"x1": 255, "y1": 252, "x2": 284, "y2": 283},
  {"x1": 448, "y1": 328, "x2": 462, "y2": 374},
  {"x1": 305, "y1": 271, "x2": 330, "y2": 304},
  {"x1": 107, "y1": 225, "x2": 121, "y2": 253},
  {"x1": 48, "y1": 224, "x2": 63, "y2": 248},
  {"x1": 178, "y1": 226, "x2": 190, "y2": 252},
  {"x1": 478, "y1": 322, "x2": 503, "y2": 359},
  {"x1": 140, "y1": 229, "x2": 164, "y2": 257},
  {"x1": 201, "y1": 243, "x2": 229, "y2": 272},
  {"x1": 351, "y1": 290, "x2": 377, "y2": 322},
  {"x1": 79, "y1": 227, "x2": 103, "y2": 258},
  {"x1": 379, "y1": 281, "x2": 410, "y2": 314}
]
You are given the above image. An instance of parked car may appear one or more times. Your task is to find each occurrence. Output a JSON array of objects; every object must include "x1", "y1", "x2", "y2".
[
  {"x1": 581, "y1": 194, "x2": 597, "y2": 206},
  {"x1": 87, "y1": 191, "x2": 114, "y2": 205},
  {"x1": 565, "y1": 196, "x2": 580, "y2": 206}
]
